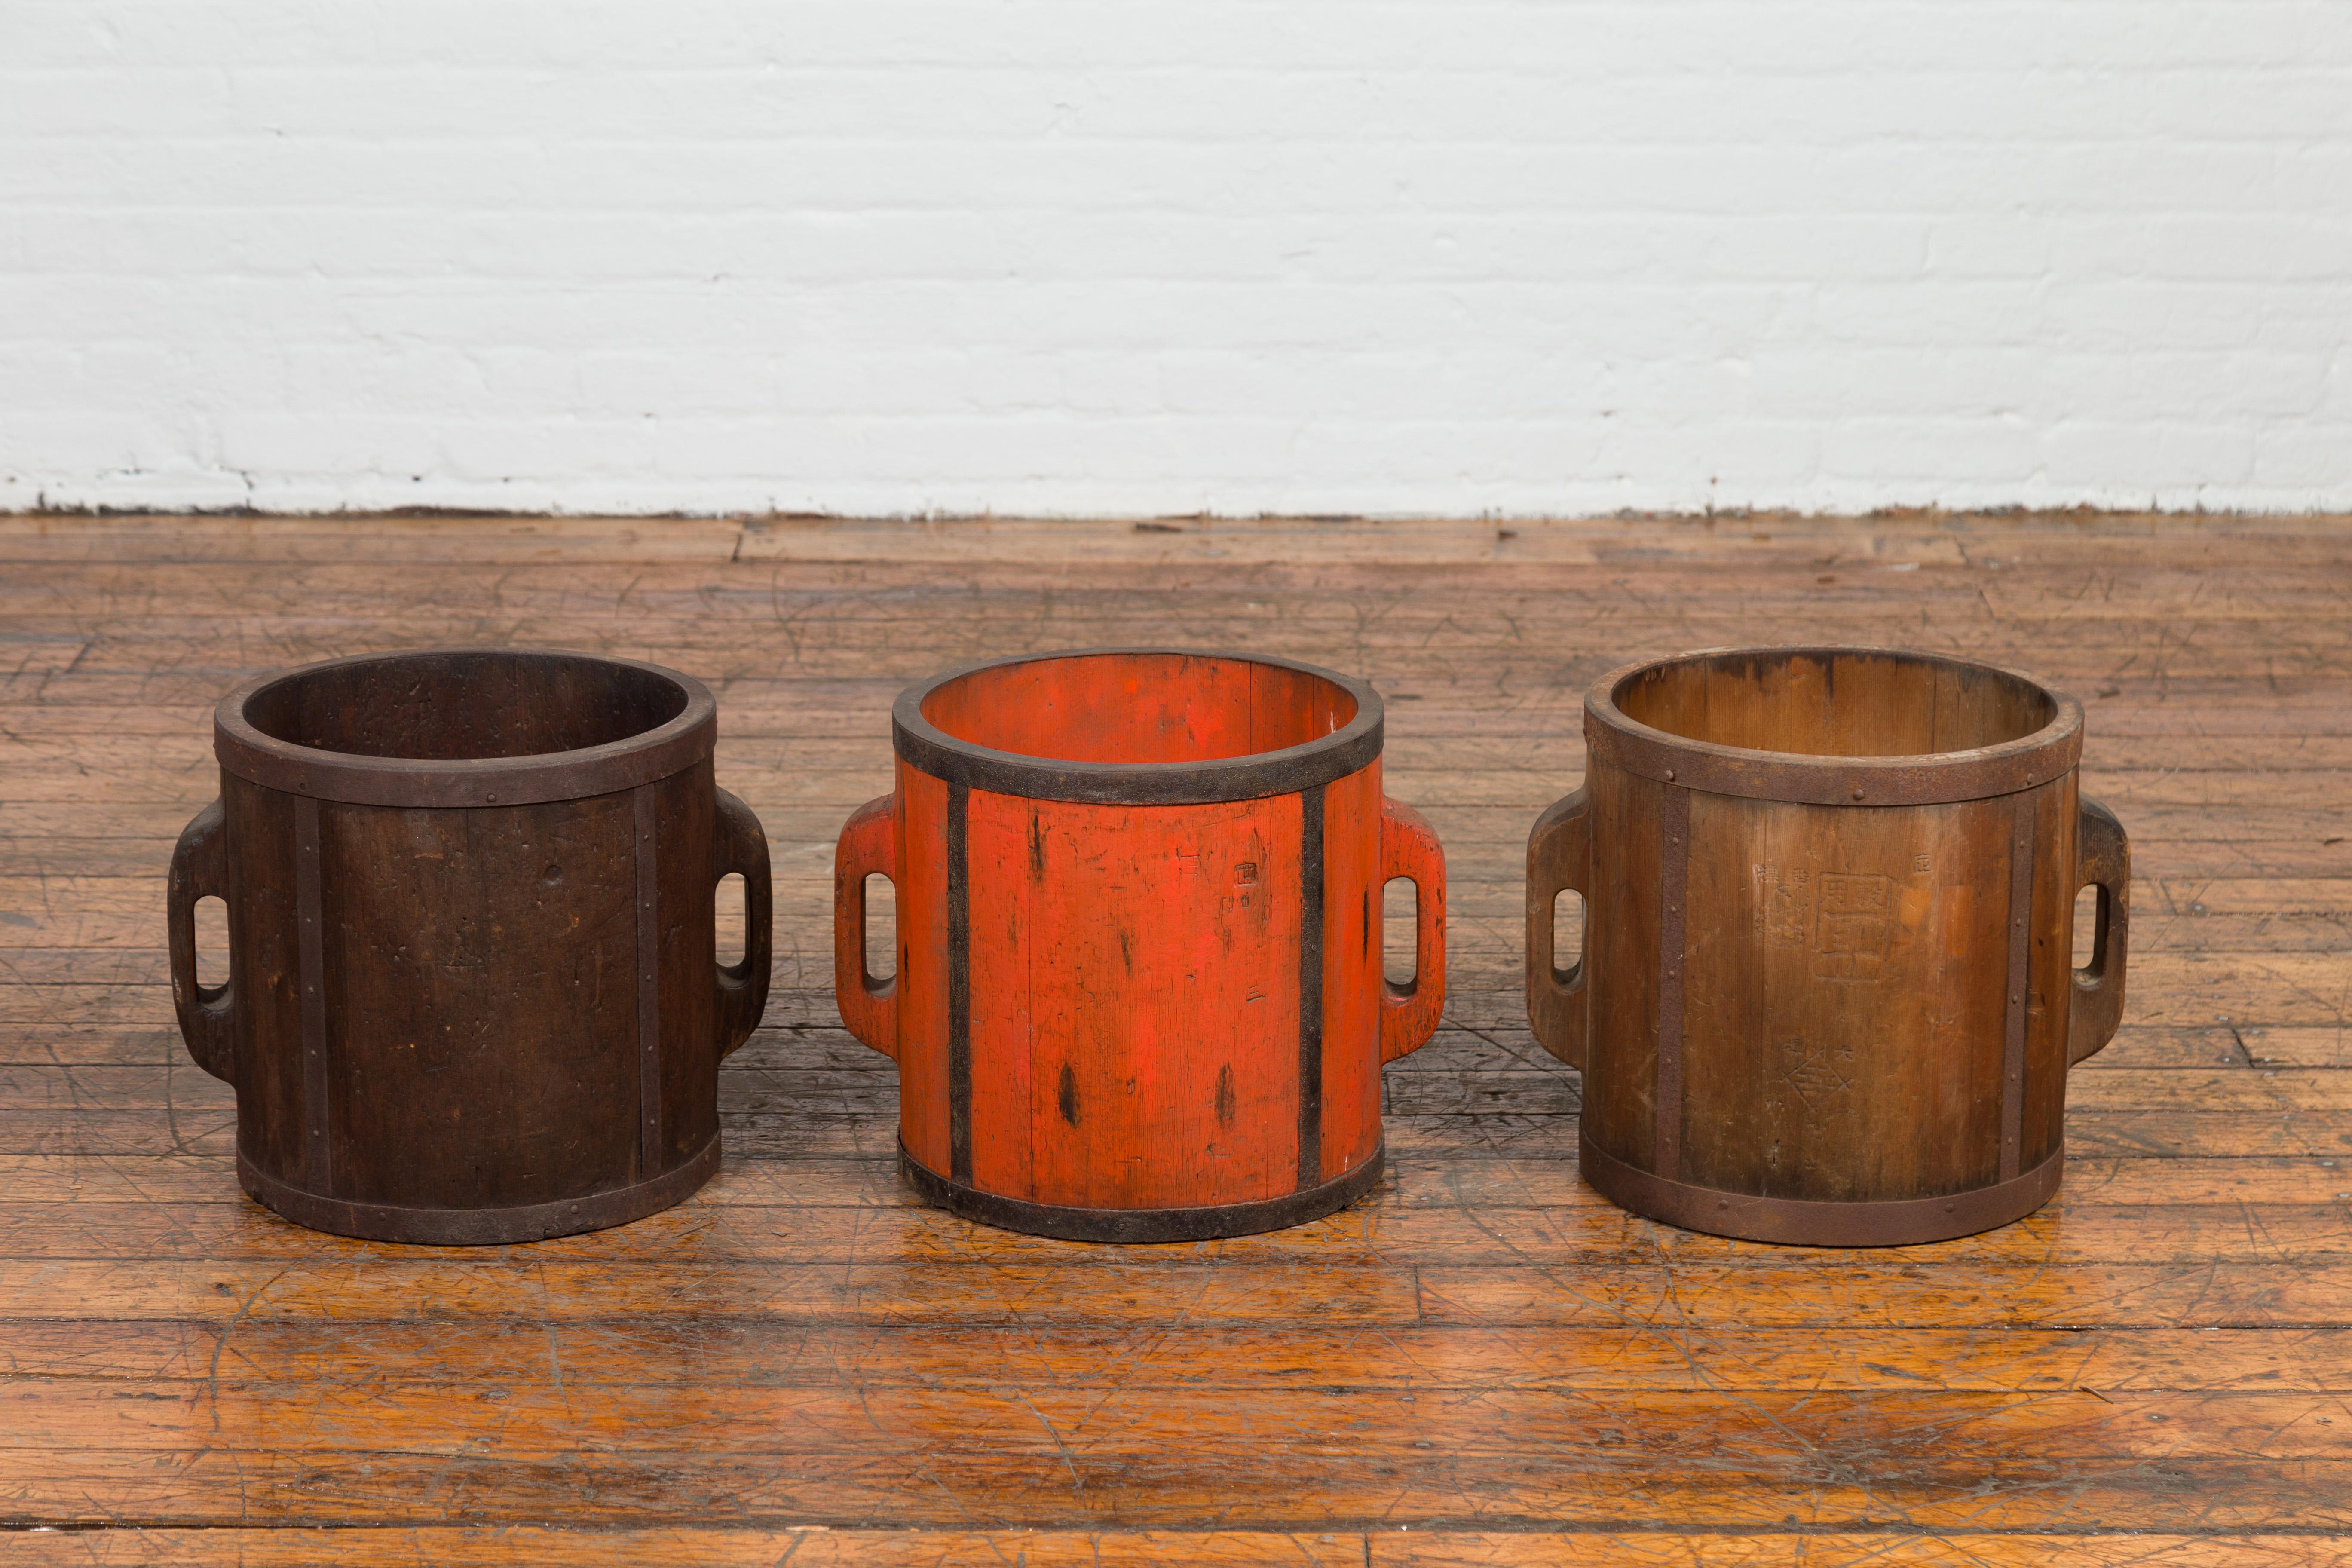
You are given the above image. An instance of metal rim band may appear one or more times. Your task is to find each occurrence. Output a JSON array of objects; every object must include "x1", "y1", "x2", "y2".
[
  {"x1": 1580, "y1": 1132, "x2": 2064, "y2": 1248},
  {"x1": 1584, "y1": 645, "x2": 2085, "y2": 807},
  {"x1": 945, "y1": 781, "x2": 973, "y2": 1184},
  {"x1": 900, "y1": 1142, "x2": 1384, "y2": 1243},
  {"x1": 214, "y1": 646, "x2": 718, "y2": 808},
  {"x1": 1999, "y1": 792, "x2": 2039, "y2": 1180},
  {"x1": 634, "y1": 783, "x2": 665, "y2": 1179},
  {"x1": 891, "y1": 647, "x2": 1384, "y2": 805},
  {"x1": 237, "y1": 1134, "x2": 721, "y2": 1246},
  {"x1": 295, "y1": 796, "x2": 329, "y2": 1193},
  {"x1": 1297, "y1": 782, "x2": 1326, "y2": 1189},
  {"x1": 1653, "y1": 785, "x2": 1688, "y2": 1179}
]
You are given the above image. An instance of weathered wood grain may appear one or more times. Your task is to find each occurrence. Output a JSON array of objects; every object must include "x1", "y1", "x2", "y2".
[
  {"x1": 0, "y1": 1450, "x2": 2347, "y2": 1531},
  {"x1": 7, "y1": 1103, "x2": 2352, "y2": 1164},
  {"x1": 0, "y1": 510, "x2": 2346, "y2": 1556},
  {"x1": 5, "y1": 1148, "x2": 2351, "y2": 1210},
  {"x1": 3, "y1": 1196, "x2": 2352, "y2": 1267},
  {"x1": 6, "y1": 1317, "x2": 2350, "y2": 1393},
  {"x1": 2, "y1": 1529, "x2": 2349, "y2": 1566}
]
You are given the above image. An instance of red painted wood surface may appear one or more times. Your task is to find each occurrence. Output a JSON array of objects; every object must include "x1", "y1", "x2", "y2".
[
  {"x1": 920, "y1": 652, "x2": 1354, "y2": 766},
  {"x1": 978, "y1": 790, "x2": 1305, "y2": 1209},
  {"x1": 834, "y1": 650, "x2": 1445, "y2": 1232}
]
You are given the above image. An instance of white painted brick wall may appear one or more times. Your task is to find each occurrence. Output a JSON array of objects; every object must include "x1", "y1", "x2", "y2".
[{"x1": 3, "y1": 1, "x2": 2348, "y2": 516}]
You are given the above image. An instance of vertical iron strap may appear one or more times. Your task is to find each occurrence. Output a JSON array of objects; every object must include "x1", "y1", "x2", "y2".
[
  {"x1": 635, "y1": 784, "x2": 662, "y2": 1178},
  {"x1": 2000, "y1": 792, "x2": 2036, "y2": 1181},
  {"x1": 1297, "y1": 783, "x2": 1326, "y2": 1191},
  {"x1": 1655, "y1": 785, "x2": 1690, "y2": 1181},
  {"x1": 946, "y1": 781, "x2": 972, "y2": 1184},
  {"x1": 294, "y1": 796, "x2": 330, "y2": 1193}
]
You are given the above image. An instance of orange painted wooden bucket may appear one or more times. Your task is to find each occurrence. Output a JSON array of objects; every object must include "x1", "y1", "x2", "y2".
[{"x1": 834, "y1": 649, "x2": 1446, "y2": 1241}]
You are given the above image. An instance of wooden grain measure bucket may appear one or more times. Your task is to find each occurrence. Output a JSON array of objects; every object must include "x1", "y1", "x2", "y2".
[
  {"x1": 1528, "y1": 646, "x2": 2129, "y2": 1245},
  {"x1": 834, "y1": 649, "x2": 1447, "y2": 1241},
  {"x1": 168, "y1": 648, "x2": 773, "y2": 1243}
]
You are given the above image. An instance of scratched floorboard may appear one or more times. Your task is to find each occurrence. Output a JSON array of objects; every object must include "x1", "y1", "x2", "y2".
[{"x1": 0, "y1": 512, "x2": 2346, "y2": 1563}]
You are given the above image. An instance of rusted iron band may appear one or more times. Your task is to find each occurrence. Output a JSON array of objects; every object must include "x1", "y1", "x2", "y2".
[
  {"x1": 635, "y1": 784, "x2": 662, "y2": 1179},
  {"x1": 1580, "y1": 1132, "x2": 2064, "y2": 1247},
  {"x1": 1584, "y1": 646, "x2": 2084, "y2": 807},
  {"x1": 1655, "y1": 784, "x2": 1690, "y2": 1181},
  {"x1": 294, "y1": 795, "x2": 331, "y2": 1194},
  {"x1": 214, "y1": 648, "x2": 717, "y2": 808},
  {"x1": 946, "y1": 781, "x2": 973, "y2": 1185},
  {"x1": 893, "y1": 648, "x2": 1384, "y2": 805},
  {"x1": 901, "y1": 1140, "x2": 1383, "y2": 1244},
  {"x1": 239, "y1": 1134, "x2": 721, "y2": 1246},
  {"x1": 2000, "y1": 791, "x2": 2037, "y2": 1182},
  {"x1": 1297, "y1": 782, "x2": 1326, "y2": 1191}
]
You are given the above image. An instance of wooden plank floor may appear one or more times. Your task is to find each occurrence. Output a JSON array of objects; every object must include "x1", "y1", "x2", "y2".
[{"x1": 1, "y1": 510, "x2": 2348, "y2": 1564}]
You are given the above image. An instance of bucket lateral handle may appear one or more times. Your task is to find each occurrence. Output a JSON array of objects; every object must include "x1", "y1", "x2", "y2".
[
  {"x1": 713, "y1": 787, "x2": 774, "y2": 1060},
  {"x1": 2069, "y1": 793, "x2": 2131, "y2": 1066},
  {"x1": 1526, "y1": 783, "x2": 1591, "y2": 1072},
  {"x1": 834, "y1": 794, "x2": 900, "y2": 1060},
  {"x1": 1378, "y1": 797, "x2": 1447, "y2": 1063},
  {"x1": 167, "y1": 799, "x2": 236, "y2": 1083}
]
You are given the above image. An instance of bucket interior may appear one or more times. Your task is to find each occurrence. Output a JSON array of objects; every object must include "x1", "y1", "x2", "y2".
[
  {"x1": 1613, "y1": 649, "x2": 2056, "y2": 759},
  {"x1": 242, "y1": 651, "x2": 689, "y2": 761},
  {"x1": 922, "y1": 652, "x2": 1357, "y2": 766}
]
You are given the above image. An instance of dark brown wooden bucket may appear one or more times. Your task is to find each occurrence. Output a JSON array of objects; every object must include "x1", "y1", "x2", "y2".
[
  {"x1": 167, "y1": 648, "x2": 772, "y2": 1244},
  {"x1": 1527, "y1": 646, "x2": 2129, "y2": 1245},
  {"x1": 833, "y1": 649, "x2": 1447, "y2": 1242}
]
